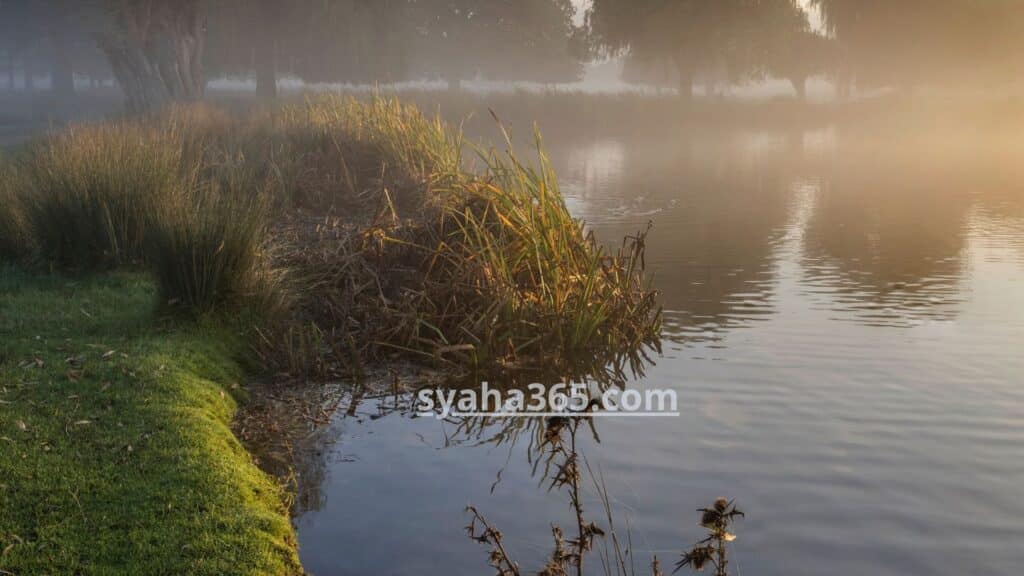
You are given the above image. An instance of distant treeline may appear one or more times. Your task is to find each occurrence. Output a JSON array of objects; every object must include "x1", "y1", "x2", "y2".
[
  {"x1": 593, "y1": 0, "x2": 1024, "y2": 97},
  {"x1": 1, "y1": 0, "x2": 1022, "y2": 111}
]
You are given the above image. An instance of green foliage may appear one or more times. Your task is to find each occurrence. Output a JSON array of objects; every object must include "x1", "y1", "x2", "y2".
[
  {"x1": 204, "y1": 0, "x2": 583, "y2": 85},
  {"x1": 404, "y1": 0, "x2": 583, "y2": 83},
  {"x1": 0, "y1": 271, "x2": 300, "y2": 575},
  {"x1": 587, "y1": 0, "x2": 813, "y2": 88}
]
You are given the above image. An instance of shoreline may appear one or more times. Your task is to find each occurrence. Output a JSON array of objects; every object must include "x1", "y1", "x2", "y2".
[{"x1": 0, "y1": 269, "x2": 301, "y2": 574}]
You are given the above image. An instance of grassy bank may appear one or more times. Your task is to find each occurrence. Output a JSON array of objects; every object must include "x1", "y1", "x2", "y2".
[
  {"x1": 0, "y1": 269, "x2": 300, "y2": 575},
  {"x1": 0, "y1": 95, "x2": 659, "y2": 571}
]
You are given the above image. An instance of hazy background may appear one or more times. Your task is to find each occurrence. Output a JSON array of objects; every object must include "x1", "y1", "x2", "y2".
[
  {"x1": 5, "y1": 3, "x2": 1024, "y2": 576},
  {"x1": 1, "y1": 0, "x2": 1022, "y2": 124}
]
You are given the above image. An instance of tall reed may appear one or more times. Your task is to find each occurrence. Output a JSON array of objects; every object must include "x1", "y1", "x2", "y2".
[
  {"x1": 0, "y1": 157, "x2": 29, "y2": 261},
  {"x1": 271, "y1": 95, "x2": 464, "y2": 212},
  {"x1": 432, "y1": 128, "x2": 661, "y2": 365},
  {"x1": 274, "y1": 99, "x2": 660, "y2": 375},
  {"x1": 10, "y1": 95, "x2": 660, "y2": 376},
  {"x1": 146, "y1": 160, "x2": 272, "y2": 312},
  {"x1": 18, "y1": 123, "x2": 185, "y2": 270}
]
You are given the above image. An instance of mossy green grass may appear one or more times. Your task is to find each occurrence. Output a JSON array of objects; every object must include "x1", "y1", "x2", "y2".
[{"x1": 0, "y1": 268, "x2": 299, "y2": 575}]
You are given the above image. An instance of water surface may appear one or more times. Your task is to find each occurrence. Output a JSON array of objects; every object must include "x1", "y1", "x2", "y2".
[{"x1": 295, "y1": 113, "x2": 1024, "y2": 576}]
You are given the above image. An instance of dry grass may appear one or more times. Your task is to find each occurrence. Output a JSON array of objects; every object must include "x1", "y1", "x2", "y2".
[
  {"x1": 146, "y1": 165, "x2": 273, "y2": 312},
  {"x1": 5, "y1": 95, "x2": 661, "y2": 377},
  {"x1": 0, "y1": 157, "x2": 29, "y2": 261},
  {"x1": 266, "y1": 114, "x2": 660, "y2": 377},
  {"x1": 16, "y1": 123, "x2": 185, "y2": 270}
]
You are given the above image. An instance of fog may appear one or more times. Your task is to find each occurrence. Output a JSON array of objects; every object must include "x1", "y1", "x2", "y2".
[
  {"x1": 6, "y1": 3, "x2": 1024, "y2": 576},
  {"x1": 1, "y1": 0, "x2": 1023, "y2": 121}
]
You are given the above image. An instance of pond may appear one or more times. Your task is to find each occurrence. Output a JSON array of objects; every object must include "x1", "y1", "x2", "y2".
[{"x1": 293, "y1": 107, "x2": 1024, "y2": 576}]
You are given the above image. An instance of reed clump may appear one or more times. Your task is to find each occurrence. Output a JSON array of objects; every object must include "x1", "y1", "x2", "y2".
[
  {"x1": 181, "y1": 96, "x2": 464, "y2": 217},
  {"x1": 16, "y1": 123, "x2": 185, "y2": 270},
  {"x1": 0, "y1": 158, "x2": 29, "y2": 261},
  {"x1": 4, "y1": 105, "x2": 278, "y2": 312},
  {"x1": 5, "y1": 95, "x2": 660, "y2": 376},
  {"x1": 146, "y1": 163, "x2": 273, "y2": 312},
  {"x1": 270, "y1": 122, "x2": 660, "y2": 375}
]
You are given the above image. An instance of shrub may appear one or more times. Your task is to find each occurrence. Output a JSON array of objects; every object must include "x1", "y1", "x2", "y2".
[{"x1": 18, "y1": 123, "x2": 185, "y2": 270}]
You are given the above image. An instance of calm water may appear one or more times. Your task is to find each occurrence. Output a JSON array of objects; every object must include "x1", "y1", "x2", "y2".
[{"x1": 295, "y1": 116, "x2": 1024, "y2": 575}]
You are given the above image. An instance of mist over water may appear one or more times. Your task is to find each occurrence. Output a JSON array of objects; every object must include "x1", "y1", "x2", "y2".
[{"x1": 4, "y1": 0, "x2": 1024, "y2": 574}]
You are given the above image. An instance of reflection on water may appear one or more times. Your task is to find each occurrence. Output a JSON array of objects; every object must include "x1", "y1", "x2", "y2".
[
  {"x1": 799, "y1": 140, "x2": 970, "y2": 327},
  {"x1": 293, "y1": 118, "x2": 1024, "y2": 576},
  {"x1": 559, "y1": 131, "x2": 799, "y2": 346}
]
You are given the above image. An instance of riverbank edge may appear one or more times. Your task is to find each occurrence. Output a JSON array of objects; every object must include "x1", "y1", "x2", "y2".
[{"x1": 0, "y1": 268, "x2": 301, "y2": 575}]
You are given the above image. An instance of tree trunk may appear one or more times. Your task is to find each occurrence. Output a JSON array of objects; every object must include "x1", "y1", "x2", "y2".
[
  {"x1": 790, "y1": 75, "x2": 807, "y2": 101},
  {"x1": 446, "y1": 73, "x2": 462, "y2": 92},
  {"x1": 836, "y1": 67, "x2": 852, "y2": 100},
  {"x1": 674, "y1": 59, "x2": 693, "y2": 102},
  {"x1": 97, "y1": 0, "x2": 206, "y2": 114},
  {"x1": 25, "y1": 52, "x2": 36, "y2": 92},
  {"x1": 254, "y1": 0, "x2": 278, "y2": 100},
  {"x1": 51, "y1": 36, "x2": 76, "y2": 100},
  {"x1": 255, "y1": 40, "x2": 277, "y2": 100},
  {"x1": 5, "y1": 53, "x2": 14, "y2": 91}
]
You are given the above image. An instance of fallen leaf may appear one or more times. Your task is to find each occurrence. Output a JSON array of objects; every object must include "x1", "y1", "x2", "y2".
[{"x1": 20, "y1": 358, "x2": 45, "y2": 369}]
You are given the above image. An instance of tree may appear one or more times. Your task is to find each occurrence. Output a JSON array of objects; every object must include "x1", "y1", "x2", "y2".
[
  {"x1": 0, "y1": 0, "x2": 109, "y2": 99},
  {"x1": 758, "y1": 2, "x2": 835, "y2": 100},
  {"x1": 96, "y1": 0, "x2": 206, "y2": 113},
  {"x1": 775, "y1": 31, "x2": 834, "y2": 100},
  {"x1": 282, "y1": 0, "x2": 412, "y2": 85},
  {"x1": 811, "y1": 0, "x2": 1024, "y2": 92},
  {"x1": 206, "y1": 0, "x2": 416, "y2": 89},
  {"x1": 253, "y1": 1, "x2": 279, "y2": 99},
  {"x1": 408, "y1": 0, "x2": 583, "y2": 88},
  {"x1": 204, "y1": 0, "x2": 281, "y2": 100},
  {"x1": 587, "y1": 0, "x2": 811, "y2": 100},
  {"x1": 0, "y1": 0, "x2": 43, "y2": 91}
]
